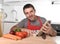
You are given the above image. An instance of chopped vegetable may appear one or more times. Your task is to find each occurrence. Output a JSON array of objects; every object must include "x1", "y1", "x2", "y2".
[
  {"x1": 14, "y1": 27, "x2": 21, "y2": 32},
  {"x1": 15, "y1": 31, "x2": 28, "y2": 38},
  {"x1": 3, "y1": 34, "x2": 22, "y2": 40}
]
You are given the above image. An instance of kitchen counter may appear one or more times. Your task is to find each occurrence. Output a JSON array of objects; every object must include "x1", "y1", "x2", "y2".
[
  {"x1": 55, "y1": 36, "x2": 60, "y2": 44},
  {"x1": 0, "y1": 36, "x2": 58, "y2": 44}
]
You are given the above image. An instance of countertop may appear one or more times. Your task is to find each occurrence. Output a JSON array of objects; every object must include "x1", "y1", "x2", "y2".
[
  {"x1": 0, "y1": 36, "x2": 59, "y2": 44},
  {"x1": 55, "y1": 36, "x2": 60, "y2": 44}
]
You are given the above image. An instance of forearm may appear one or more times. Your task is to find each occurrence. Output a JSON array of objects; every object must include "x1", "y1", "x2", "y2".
[{"x1": 49, "y1": 28, "x2": 57, "y2": 36}]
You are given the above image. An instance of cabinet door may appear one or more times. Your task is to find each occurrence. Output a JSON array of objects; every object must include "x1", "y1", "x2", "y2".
[
  {"x1": 3, "y1": 6, "x2": 15, "y2": 21},
  {"x1": 3, "y1": 23, "x2": 17, "y2": 34}
]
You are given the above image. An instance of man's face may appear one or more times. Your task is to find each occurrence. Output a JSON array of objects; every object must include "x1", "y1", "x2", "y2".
[{"x1": 24, "y1": 7, "x2": 36, "y2": 21}]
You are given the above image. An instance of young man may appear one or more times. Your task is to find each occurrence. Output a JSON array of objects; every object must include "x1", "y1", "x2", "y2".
[{"x1": 10, "y1": 4, "x2": 57, "y2": 36}]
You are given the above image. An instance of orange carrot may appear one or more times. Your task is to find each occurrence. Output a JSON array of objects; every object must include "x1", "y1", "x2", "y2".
[{"x1": 3, "y1": 34, "x2": 22, "y2": 40}]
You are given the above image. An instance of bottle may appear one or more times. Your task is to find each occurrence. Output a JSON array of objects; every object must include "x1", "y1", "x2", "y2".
[{"x1": 0, "y1": 11, "x2": 3, "y2": 37}]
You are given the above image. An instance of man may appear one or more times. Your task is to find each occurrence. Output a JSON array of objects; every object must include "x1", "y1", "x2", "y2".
[{"x1": 10, "y1": 4, "x2": 57, "y2": 36}]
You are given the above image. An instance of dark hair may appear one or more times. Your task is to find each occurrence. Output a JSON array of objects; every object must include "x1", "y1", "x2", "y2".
[{"x1": 23, "y1": 4, "x2": 35, "y2": 12}]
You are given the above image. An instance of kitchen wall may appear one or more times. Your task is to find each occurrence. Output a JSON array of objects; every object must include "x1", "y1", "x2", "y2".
[
  {"x1": 0, "y1": 0, "x2": 2, "y2": 12},
  {"x1": 3, "y1": 0, "x2": 60, "y2": 23}
]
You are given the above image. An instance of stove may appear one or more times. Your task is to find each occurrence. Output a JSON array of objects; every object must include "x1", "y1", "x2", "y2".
[{"x1": 51, "y1": 24, "x2": 60, "y2": 36}]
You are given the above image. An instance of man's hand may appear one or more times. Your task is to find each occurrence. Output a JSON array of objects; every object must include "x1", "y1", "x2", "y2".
[
  {"x1": 42, "y1": 22, "x2": 52, "y2": 34},
  {"x1": 41, "y1": 21, "x2": 57, "y2": 36}
]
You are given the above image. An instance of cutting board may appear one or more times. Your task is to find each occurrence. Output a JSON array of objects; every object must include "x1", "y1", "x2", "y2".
[{"x1": 0, "y1": 36, "x2": 56, "y2": 44}]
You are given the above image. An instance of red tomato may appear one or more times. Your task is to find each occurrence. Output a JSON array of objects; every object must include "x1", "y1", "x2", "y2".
[
  {"x1": 15, "y1": 32, "x2": 24, "y2": 38},
  {"x1": 21, "y1": 31, "x2": 28, "y2": 37}
]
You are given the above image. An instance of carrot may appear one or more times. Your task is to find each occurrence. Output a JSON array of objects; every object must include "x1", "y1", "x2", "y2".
[{"x1": 3, "y1": 34, "x2": 22, "y2": 40}]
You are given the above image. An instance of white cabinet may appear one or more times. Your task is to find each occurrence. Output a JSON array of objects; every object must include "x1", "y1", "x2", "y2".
[
  {"x1": 3, "y1": 22, "x2": 18, "y2": 34},
  {"x1": 3, "y1": 5, "x2": 26, "y2": 22}
]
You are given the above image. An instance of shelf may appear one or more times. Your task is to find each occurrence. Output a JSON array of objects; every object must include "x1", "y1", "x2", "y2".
[
  {"x1": 3, "y1": 0, "x2": 37, "y2": 6},
  {"x1": 3, "y1": 1, "x2": 27, "y2": 6},
  {"x1": 4, "y1": 0, "x2": 36, "y2": 3},
  {"x1": 3, "y1": 21, "x2": 19, "y2": 23},
  {"x1": 52, "y1": 0, "x2": 60, "y2": 4}
]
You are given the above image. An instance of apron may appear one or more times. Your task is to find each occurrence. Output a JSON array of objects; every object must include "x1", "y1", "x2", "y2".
[{"x1": 27, "y1": 17, "x2": 43, "y2": 30}]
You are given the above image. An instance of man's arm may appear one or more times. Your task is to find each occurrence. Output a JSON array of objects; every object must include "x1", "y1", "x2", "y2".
[
  {"x1": 49, "y1": 28, "x2": 57, "y2": 36},
  {"x1": 41, "y1": 21, "x2": 57, "y2": 37}
]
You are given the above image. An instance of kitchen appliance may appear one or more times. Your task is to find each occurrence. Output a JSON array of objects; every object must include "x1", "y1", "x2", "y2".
[{"x1": 51, "y1": 23, "x2": 60, "y2": 36}]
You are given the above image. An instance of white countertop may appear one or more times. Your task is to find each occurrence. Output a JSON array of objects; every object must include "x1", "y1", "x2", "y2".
[
  {"x1": 54, "y1": 36, "x2": 60, "y2": 44},
  {"x1": 0, "y1": 36, "x2": 57, "y2": 44}
]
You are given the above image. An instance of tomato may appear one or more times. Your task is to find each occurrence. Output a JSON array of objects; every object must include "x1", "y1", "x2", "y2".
[
  {"x1": 15, "y1": 31, "x2": 28, "y2": 38},
  {"x1": 15, "y1": 32, "x2": 24, "y2": 38},
  {"x1": 15, "y1": 32, "x2": 19, "y2": 36},
  {"x1": 21, "y1": 31, "x2": 28, "y2": 37}
]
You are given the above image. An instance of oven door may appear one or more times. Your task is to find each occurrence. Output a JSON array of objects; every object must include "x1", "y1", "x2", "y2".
[{"x1": 51, "y1": 24, "x2": 60, "y2": 36}]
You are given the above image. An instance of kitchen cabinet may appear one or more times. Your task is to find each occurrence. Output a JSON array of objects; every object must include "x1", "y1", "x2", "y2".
[
  {"x1": 3, "y1": 5, "x2": 26, "y2": 22},
  {"x1": 3, "y1": 21, "x2": 18, "y2": 34}
]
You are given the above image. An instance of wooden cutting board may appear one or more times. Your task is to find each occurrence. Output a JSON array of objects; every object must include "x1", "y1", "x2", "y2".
[{"x1": 0, "y1": 36, "x2": 56, "y2": 44}]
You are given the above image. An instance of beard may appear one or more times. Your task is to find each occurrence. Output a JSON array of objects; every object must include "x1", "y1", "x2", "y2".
[{"x1": 28, "y1": 15, "x2": 37, "y2": 21}]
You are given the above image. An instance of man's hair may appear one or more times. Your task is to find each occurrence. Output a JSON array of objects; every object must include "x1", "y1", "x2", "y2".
[{"x1": 23, "y1": 4, "x2": 35, "y2": 12}]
